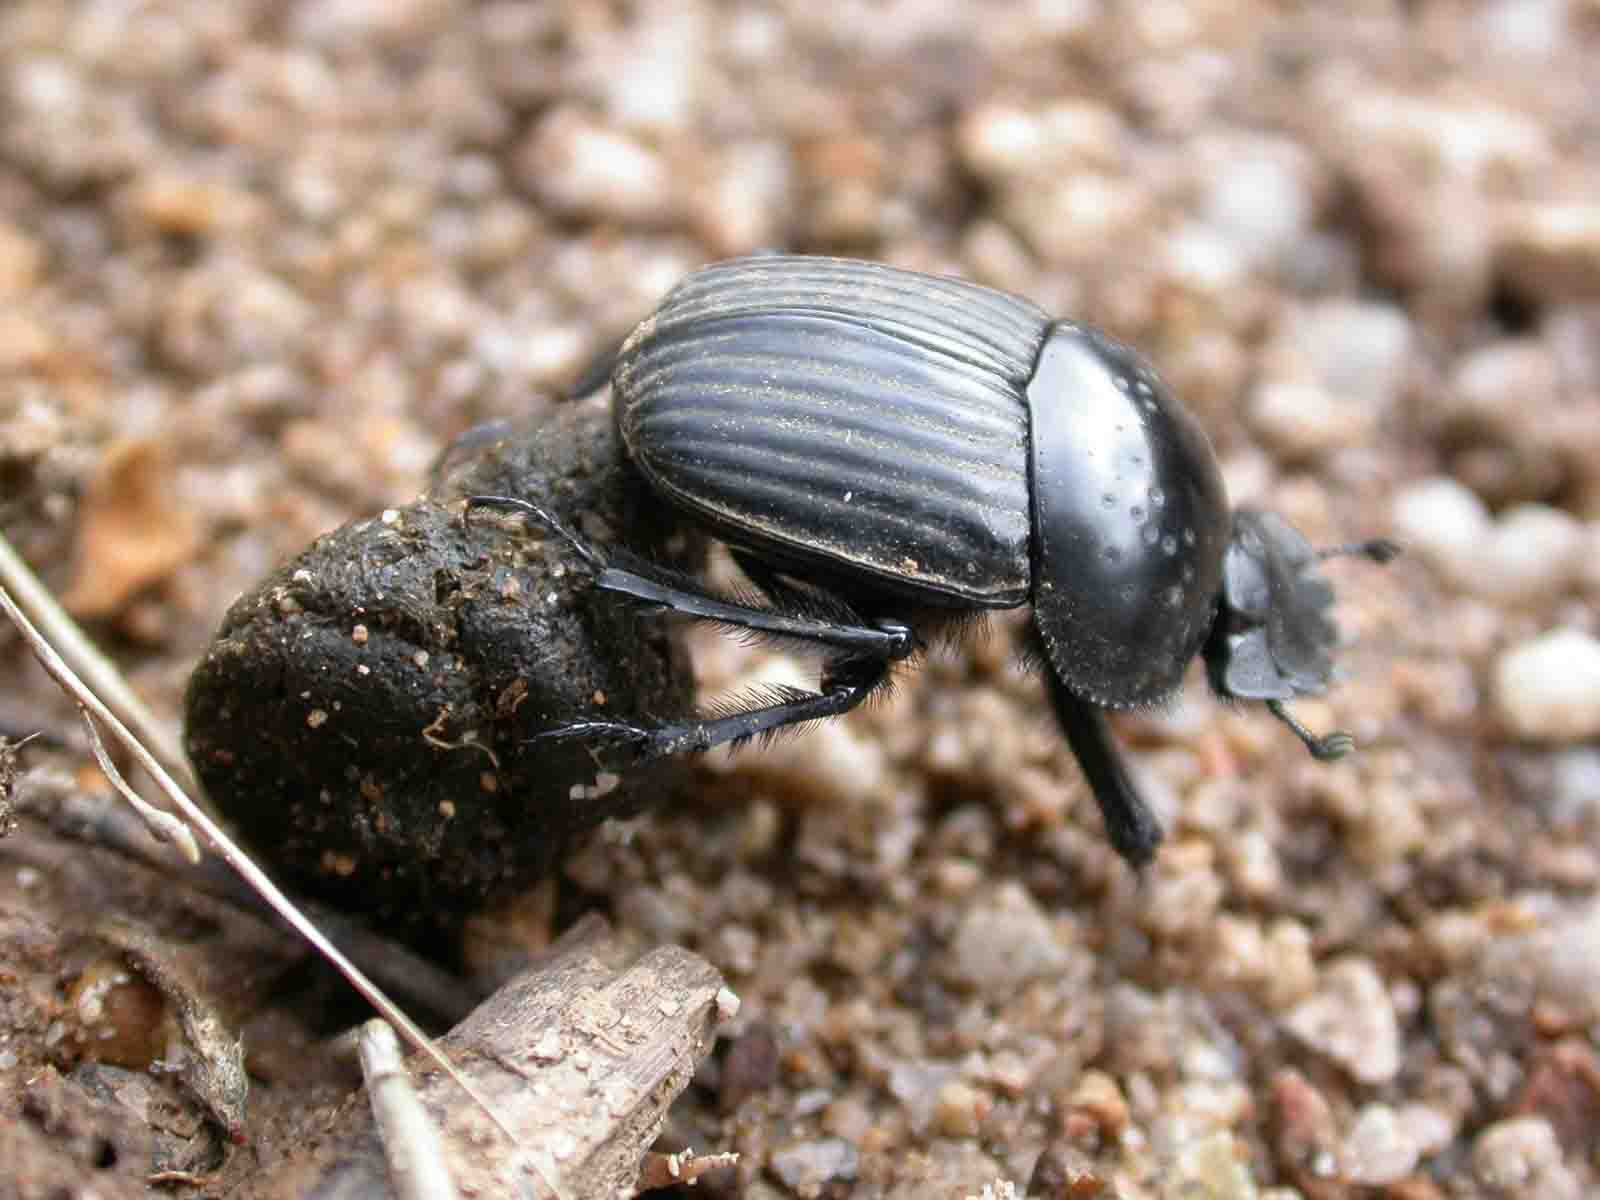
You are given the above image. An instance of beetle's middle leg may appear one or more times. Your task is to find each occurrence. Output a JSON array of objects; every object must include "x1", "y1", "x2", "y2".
[{"x1": 465, "y1": 494, "x2": 920, "y2": 663}]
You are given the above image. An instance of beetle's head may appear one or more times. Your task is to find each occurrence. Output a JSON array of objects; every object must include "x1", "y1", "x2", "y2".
[{"x1": 1202, "y1": 509, "x2": 1399, "y2": 760}]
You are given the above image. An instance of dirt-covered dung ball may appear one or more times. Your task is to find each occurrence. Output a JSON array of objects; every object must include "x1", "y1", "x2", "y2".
[{"x1": 184, "y1": 400, "x2": 694, "y2": 943}]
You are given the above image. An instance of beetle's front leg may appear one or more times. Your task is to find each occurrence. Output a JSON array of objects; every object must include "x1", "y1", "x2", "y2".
[{"x1": 1046, "y1": 675, "x2": 1164, "y2": 868}]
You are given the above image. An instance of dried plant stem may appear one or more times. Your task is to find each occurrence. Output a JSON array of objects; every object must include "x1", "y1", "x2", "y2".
[
  {"x1": 0, "y1": 533, "x2": 195, "y2": 794},
  {"x1": 79, "y1": 707, "x2": 201, "y2": 863},
  {"x1": 360, "y1": 1020, "x2": 461, "y2": 1200}
]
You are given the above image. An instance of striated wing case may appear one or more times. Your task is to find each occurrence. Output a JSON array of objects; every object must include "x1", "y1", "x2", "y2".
[{"x1": 614, "y1": 256, "x2": 1047, "y2": 607}]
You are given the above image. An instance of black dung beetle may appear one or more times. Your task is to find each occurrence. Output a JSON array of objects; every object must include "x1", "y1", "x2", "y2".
[{"x1": 470, "y1": 256, "x2": 1398, "y2": 867}]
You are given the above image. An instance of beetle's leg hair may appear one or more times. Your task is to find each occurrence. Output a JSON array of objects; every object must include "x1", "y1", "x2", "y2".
[
  {"x1": 1317, "y1": 537, "x2": 1402, "y2": 565},
  {"x1": 462, "y1": 495, "x2": 607, "y2": 570},
  {"x1": 1046, "y1": 675, "x2": 1163, "y2": 868},
  {"x1": 532, "y1": 653, "x2": 894, "y2": 760},
  {"x1": 1266, "y1": 699, "x2": 1356, "y2": 761}
]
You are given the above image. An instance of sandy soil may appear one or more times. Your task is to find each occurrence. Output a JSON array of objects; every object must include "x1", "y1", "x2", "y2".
[{"x1": 3, "y1": 2, "x2": 1600, "y2": 1197}]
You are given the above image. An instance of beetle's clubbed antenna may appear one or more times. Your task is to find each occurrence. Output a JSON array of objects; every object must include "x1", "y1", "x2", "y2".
[{"x1": 1266, "y1": 699, "x2": 1355, "y2": 762}]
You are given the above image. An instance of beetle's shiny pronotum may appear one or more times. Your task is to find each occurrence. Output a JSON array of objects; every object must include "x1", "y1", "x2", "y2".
[{"x1": 469, "y1": 256, "x2": 1398, "y2": 867}]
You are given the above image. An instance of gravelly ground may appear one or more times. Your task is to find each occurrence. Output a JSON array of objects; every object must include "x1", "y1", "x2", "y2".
[{"x1": 3, "y1": 2, "x2": 1600, "y2": 1197}]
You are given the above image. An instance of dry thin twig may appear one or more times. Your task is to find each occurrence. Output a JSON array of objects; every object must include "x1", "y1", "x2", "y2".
[
  {"x1": 0, "y1": 560, "x2": 541, "y2": 1180},
  {"x1": 79, "y1": 708, "x2": 201, "y2": 863},
  {"x1": 360, "y1": 1020, "x2": 461, "y2": 1200},
  {"x1": 0, "y1": 533, "x2": 195, "y2": 793}
]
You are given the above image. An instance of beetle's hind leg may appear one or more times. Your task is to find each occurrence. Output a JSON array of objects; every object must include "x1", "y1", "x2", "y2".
[
  {"x1": 533, "y1": 651, "x2": 895, "y2": 761},
  {"x1": 552, "y1": 556, "x2": 915, "y2": 757},
  {"x1": 469, "y1": 495, "x2": 921, "y2": 757}
]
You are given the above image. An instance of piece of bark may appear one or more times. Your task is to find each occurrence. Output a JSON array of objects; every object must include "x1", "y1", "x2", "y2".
[
  {"x1": 245, "y1": 918, "x2": 730, "y2": 1200},
  {"x1": 92, "y1": 917, "x2": 249, "y2": 1144}
]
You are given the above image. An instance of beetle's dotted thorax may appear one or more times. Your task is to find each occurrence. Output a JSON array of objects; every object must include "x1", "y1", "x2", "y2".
[{"x1": 1026, "y1": 323, "x2": 1230, "y2": 709}]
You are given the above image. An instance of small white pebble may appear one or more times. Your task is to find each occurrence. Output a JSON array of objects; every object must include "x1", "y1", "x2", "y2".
[
  {"x1": 1447, "y1": 339, "x2": 1557, "y2": 434},
  {"x1": 1298, "y1": 299, "x2": 1413, "y2": 407},
  {"x1": 1283, "y1": 957, "x2": 1400, "y2": 1084},
  {"x1": 1488, "y1": 898, "x2": 1600, "y2": 1026},
  {"x1": 1493, "y1": 630, "x2": 1600, "y2": 741},
  {"x1": 1391, "y1": 477, "x2": 1489, "y2": 582},
  {"x1": 1248, "y1": 379, "x2": 1375, "y2": 458},
  {"x1": 516, "y1": 106, "x2": 675, "y2": 225},
  {"x1": 1393, "y1": 481, "x2": 1583, "y2": 603},
  {"x1": 714, "y1": 987, "x2": 741, "y2": 1021},
  {"x1": 1472, "y1": 1116, "x2": 1579, "y2": 1198},
  {"x1": 1474, "y1": 504, "x2": 1586, "y2": 603},
  {"x1": 940, "y1": 882, "x2": 1070, "y2": 991},
  {"x1": 1548, "y1": 749, "x2": 1600, "y2": 828},
  {"x1": 1201, "y1": 145, "x2": 1313, "y2": 270},
  {"x1": 1341, "y1": 1103, "x2": 1421, "y2": 1185}
]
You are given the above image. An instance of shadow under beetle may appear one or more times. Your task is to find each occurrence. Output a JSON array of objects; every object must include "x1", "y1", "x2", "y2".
[{"x1": 470, "y1": 256, "x2": 1398, "y2": 867}]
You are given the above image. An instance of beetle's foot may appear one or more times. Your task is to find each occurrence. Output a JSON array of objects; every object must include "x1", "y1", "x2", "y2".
[
  {"x1": 531, "y1": 719, "x2": 652, "y2": 747},
  {"x1": 1267, "y1": 700, "x2": 1355, "y2": 761},
  {"x1": 463, "y1": 495, "x2": 606, "y2": 570},
  {"x1": 528, "y1": 719, "x2": 665, "y2": 769},
  {"x1": 1307, "y1": 730, "x2": 1356, "y2": 761}
]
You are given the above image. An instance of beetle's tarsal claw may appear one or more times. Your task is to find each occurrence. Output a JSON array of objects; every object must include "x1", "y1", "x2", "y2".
[
  {"x1": 463, "y1": 494, "x2": 605, "y2": 569},
  {"x1": 529, "y1": 720, "x2": 645, "y2": 744},
  {"x1": 1267, "y1": 700, "x2": 1355, "y2": 761},
  {"x1": 1318, "y1": 537, "x2": 1402, "y2": 565}
]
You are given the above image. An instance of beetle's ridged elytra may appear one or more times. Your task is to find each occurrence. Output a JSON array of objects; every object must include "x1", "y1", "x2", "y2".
[
  {"x1": 467, "y1": 255, "x2": 1400, "y2": 868},
  {"x1": 615, "y1": 257, "x2": 1043, "y2": 606}
]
